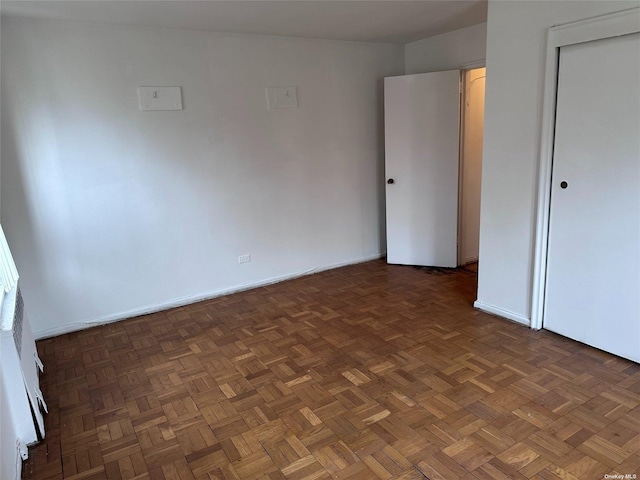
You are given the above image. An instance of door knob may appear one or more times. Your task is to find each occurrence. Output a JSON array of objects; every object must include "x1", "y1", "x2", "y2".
[
  {"x1": 387, "y1": 178, "x2": 395, "y2": 184},
  {"x1": 560, "y1": 181, "x2": 568, "y2": 189}
]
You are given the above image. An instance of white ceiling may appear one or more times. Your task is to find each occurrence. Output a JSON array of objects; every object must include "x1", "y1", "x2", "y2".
[{"x1": 0, "y1": 1, "x2": 487, "y2": 44}]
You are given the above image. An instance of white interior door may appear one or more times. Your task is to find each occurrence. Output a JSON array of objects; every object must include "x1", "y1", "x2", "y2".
[
  {"x1": 384, "y1": 70, "x2": 460, "y2": 267},
  {"x1": 545, "y1": 33, "x2": 640, "y2": 363}
]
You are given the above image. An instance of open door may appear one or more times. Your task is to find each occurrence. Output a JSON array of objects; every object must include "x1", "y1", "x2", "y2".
[{"x1": 384, "y1": 70, "x2": 461, "y2": 267}]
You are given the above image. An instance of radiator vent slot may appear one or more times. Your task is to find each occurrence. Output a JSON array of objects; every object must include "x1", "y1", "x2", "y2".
[{"x1": 13, "y1": 287, "x2": 24, "y2": 358}]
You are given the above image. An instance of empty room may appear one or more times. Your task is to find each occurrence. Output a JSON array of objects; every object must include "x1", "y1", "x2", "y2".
[{"x1": 1, "y1": 1, "x2": 639, "y2": 479}]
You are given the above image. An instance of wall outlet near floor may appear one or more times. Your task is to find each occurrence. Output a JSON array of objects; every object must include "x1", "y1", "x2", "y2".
[{"x1": 238, "y1": 254, "x2": 251, "y2": 264}]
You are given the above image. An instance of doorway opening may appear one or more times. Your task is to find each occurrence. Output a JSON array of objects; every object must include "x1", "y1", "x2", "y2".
[{"x1": 458, "y1": 67, "x2": 486, "y2": 270}]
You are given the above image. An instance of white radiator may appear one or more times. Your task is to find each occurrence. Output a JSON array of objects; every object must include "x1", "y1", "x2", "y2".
[{"x1": 0, "y1": 225, "x2": 46, "y2": 480}]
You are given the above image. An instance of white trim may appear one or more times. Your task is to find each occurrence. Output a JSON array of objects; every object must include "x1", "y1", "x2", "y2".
[
  {"x1": 34, "y1": 253, "x2": 384, "y2": 340},
  {"x1": 474, "y1": 300, "x2": 529, "y2": 326},
  {"x1": 531, "y1": 7, "x2": 640, "y2": 330}
]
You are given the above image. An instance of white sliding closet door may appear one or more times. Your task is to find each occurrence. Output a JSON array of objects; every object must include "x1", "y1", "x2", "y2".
[{"x1": 544, "y1": 33, "x2": 640, "y2": 362}]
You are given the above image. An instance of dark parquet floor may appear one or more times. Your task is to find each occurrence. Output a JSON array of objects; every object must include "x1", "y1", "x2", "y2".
[{"x1": 22, "y1": 260, "x2": 640, "y2": 479}]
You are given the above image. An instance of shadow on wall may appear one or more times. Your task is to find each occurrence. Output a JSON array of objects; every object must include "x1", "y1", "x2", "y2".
[{"x1": 0, "y1": 87, "x2": 44, "y2": 325}]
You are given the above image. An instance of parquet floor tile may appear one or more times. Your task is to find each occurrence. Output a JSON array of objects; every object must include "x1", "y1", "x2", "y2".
[{"x1": 22, "y1": 260, "x2": 640, "y2": 479}]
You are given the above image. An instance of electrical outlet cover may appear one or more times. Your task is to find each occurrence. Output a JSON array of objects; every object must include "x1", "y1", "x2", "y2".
[
  {"x1": 266, "y1": 86, "x2": 298, "y2": 109},
  {"x1": 138, "y1": 86, "x2": 183, "y2": 111}
]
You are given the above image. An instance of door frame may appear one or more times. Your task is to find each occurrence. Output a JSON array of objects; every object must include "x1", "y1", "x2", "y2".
[
  {"x1": 530, "y1": 7, "x2": 640, "y2": 330},
  {"x1": 457, "y1": 65, "x2": 486, "y2": 267}
]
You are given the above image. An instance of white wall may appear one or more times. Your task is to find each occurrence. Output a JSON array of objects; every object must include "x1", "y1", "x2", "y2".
[
  {"x1": 404, "y1": 23, "x2": 486, "y2": 74},
  {"x1": 1, "y1": 17, "x2": 404, "y2": 338},
  {"x1": 476, "y1": 0, "x2": 640, "y2": 324}
]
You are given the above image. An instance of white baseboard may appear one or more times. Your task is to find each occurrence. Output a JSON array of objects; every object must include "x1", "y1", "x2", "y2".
[
  {"x1": 473, "y1": 300, "x2": 530, "y2": 326},
  {"x1": 35, "y1": 253, "x2": 385, "y2": 339}
]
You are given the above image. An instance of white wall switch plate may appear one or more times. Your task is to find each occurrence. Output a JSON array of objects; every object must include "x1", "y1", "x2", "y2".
[
  {"x1": 138, "y1": 86, "x2": 183, "y2": 111},
  {"x1": 238, "y1": 254, "x2": 251, "y2": 264},
  {"x1": 266, "y1": 86, "x2": 297, "y2": 109}
]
